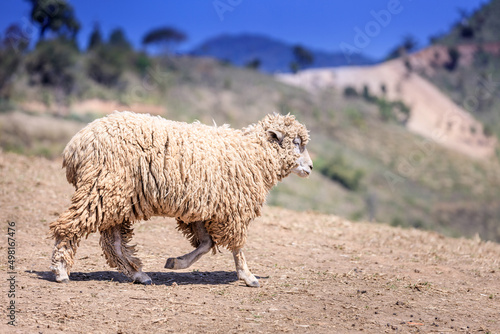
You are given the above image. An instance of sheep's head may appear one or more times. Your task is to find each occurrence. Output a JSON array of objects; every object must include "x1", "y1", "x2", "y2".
[{"x1": 259, "y1": 114, "x2": 313, "y2": 178}]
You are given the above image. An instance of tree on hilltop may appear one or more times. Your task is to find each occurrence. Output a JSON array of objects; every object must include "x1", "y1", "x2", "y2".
[
  {"x1": 87, "y1": 23, "x2": 103, "y2": 51},
  {"x1": 142, "y1": 26, "x2": 187, "y2": 54},
  {"x1": 25, "y1": 0, "x2": 80, "y2": 41},
  {"x1": 385, "y1": 35, "x2": 418, "y2": 60},
  {"x1": 0, "y1": 24, "x2": 30, "y2": 98},
  {"x1": 109, "y1": 28, "x2": 132, "y2": 50},
  {"x1": 290, "y1": 44, "x2": 314, "y2": 73},
  {"x1": 86, "y1": 28, "x2": 133, "y2": 87}
]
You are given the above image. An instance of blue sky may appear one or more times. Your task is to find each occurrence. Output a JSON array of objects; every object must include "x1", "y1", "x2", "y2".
[{"x1": 0, "y1": 0, "x2": 489, "y2": 59}]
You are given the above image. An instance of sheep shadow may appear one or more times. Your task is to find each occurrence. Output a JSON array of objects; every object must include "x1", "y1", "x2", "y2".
[{"x1": 28, "y1": 270, "x2": 264, "y2": 286}]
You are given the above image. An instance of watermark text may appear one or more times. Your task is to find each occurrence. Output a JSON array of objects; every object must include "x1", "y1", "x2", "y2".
[{"x1": 6, "y1": 221, "x2": 17, "y2": 326}]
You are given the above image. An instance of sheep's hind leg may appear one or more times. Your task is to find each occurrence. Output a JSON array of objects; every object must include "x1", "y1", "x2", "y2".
[
  {"x1": 50, "y1": 210, "x2": 87, "y2": 283},
  {"x1": 233, "y1": 249, "x2": 259, "y2": 287},
  {"x1": 50, "y1": 233, "x2": 74, "y2": 283},
  {"x1": 165, "y1": 221, "x2": 213, "y2": 270},
  {"x1": 100, "y1": 222, "x2": 152, "y2": 285},
  {"x1": 50, "y1": 232, "x2": 75, "y2": 283}
]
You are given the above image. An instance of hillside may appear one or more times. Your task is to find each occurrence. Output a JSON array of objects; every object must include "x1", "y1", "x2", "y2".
[
  {"x1": 410, "y1": 0, "x2": 500, "y2": 140},
  {"x1": 437, "y1": 0, "x2": 500, "y2": 46},
  {"x1": 2, "y1": 52, "x2": 500, "y2": 242},
  {"x1": 190, "y1": 33, "x2": 374, "y2": 73},
  {"x1": 276, "y1": 58, "x2": 496, "y2": 159},
  {"x1": 1, "y1": 151, "x2": 499, "y2": 333}
]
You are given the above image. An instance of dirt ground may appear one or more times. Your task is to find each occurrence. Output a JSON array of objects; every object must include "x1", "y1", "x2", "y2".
[{"x1": 1, "y1": 151, "x2": 499, "y2": 333}]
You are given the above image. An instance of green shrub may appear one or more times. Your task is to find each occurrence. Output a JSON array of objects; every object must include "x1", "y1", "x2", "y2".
[
  {"x1": 86, "y1": 44, "x2": 126, "y2": 87},
  {"x1": 86, "y1": 28, "x2": 135, "y2": 87},
  {"x1": 390, "y1": 217, "x2": 405, "y2": 227},
  {"x1": 289, "y1": 61, "x2": 299, "y2": 74},
  {"x1": 377, "y1": 99, "x2": 411, "y2": 123},
  {"x1": 483, "y1": 124, "x2": 493, "y2": 137},
  {"x1": 411, "y1": 219, "x2": 424, "y2": 229},
  {"x1": 0, "y1": 24, "x2": 27, "y2": 98},
  {"x1": 343, "y1": 86, "x2": 358, "y2": 98},
  {"x1": 341, "y1": 82, "x2": 411, "y2": 124},
  {"x1": 362, "y1": 85, "x2": 376, "y2": 103},
  {"x1": 0, "y1": 99, "x2": 14, "y2": 112},
  {"x1": 345, "y1": 107, "x2": 365, "y2": 128},
  {"x1": 445, "y1": 47, "x2": 460, "y2": 71},
  {"x1": 392, "y1": 100, "x2": 411, "y2": 118},
  {"x1": 380, "y1": 83, "x2": 387, "y2": 95},
  {"x1": 377, "y1": 98, "x2": 393, "y2": 121},
  {"x1": 0, "y1": 49, "x2": 21, "y2": 97},
  {"x1": 245, "y1": 58, "x2": 261, "y2": 70},
  {"x1": 315, "y1": 154, "x2": 364, "y2": 191},
  {"x1": 134, "y1": 52, "x2": 152, "y2": 76},
  {"x1": 25, "y1": 38, "x2": 79, "y2": 92}
]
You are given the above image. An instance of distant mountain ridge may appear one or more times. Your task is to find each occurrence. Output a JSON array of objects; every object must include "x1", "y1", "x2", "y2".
[{"x1": 190, "y1": 33, "x2": 375, "y2": 73}]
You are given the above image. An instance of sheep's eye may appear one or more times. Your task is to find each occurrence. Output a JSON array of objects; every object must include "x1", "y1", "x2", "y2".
[{"x1": 294, "y1": 138, "x2": 304, "y2": 152}]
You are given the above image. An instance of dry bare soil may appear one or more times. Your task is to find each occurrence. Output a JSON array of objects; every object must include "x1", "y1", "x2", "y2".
[{"x1": 1, "y1": 151, "x2": 499, "y2": 333}]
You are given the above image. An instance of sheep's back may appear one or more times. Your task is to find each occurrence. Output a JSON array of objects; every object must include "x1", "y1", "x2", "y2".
[{"x1": 62, "y1": 112, "x2": 270, "y2": 227}]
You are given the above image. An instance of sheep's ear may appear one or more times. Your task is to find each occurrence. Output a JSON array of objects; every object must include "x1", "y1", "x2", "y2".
[{"x1": 267, "y1": 129, "x2": 283, "y2": 145}]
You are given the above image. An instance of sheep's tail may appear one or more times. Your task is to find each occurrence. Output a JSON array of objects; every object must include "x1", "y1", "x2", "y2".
[
  {"x1": 62, "y1": 137, "x2": 81, "y2": 187},
  {"x1": 61, "y1": 122, "x2": 99, "y2": 186}
]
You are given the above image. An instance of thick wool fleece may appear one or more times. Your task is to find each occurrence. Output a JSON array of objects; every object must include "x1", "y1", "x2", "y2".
[{"x1": 50, "y1": 111, "x2": 309, "y2": 256}]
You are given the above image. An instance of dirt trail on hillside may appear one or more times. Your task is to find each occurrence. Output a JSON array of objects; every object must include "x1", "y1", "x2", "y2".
[
  {"x1": 1, "y1": 151, "x2": 499, "y2": 333},
  {"x1": 276, "y1": 59, "x2": 496, "y2": 159}
]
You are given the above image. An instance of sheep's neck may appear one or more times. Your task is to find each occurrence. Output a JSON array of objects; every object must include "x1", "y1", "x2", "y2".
[{"x1": 245, "y1": 130, "x2": 284, "y2": 191}]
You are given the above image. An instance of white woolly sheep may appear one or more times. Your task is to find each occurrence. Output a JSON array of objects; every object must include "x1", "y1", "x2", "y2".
[{"x1": 50, "y1": 111, "x2": 313, "y2": 287}]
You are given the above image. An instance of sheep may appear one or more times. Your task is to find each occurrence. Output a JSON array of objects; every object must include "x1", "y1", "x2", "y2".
[{"x1": 49, "y1": 111, "x2": 313, "y2": 287}]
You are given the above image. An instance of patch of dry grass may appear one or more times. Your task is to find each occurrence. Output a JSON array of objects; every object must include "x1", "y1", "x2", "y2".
[{"x1": 0, "y1": 111, "x2": 84, "y2": 159}]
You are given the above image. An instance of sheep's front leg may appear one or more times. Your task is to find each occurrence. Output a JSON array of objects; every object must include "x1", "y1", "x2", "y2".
[
  {"x1": 233, "y1": 249, "x2": 259, "y2": 287},
  {"x1": 165, "y1": 221, "x2": 213, "y2": 270}
]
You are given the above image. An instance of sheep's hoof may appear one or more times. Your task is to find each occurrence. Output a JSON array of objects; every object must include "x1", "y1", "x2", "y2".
[
  {"x1": 237, "y1": 271, "x2": 260, "y2": 287},
  {"x1": 164, "y1": 257, "x2": 178, "y2": 269},
  {"x1": 132, "y1": 272, "x2": 152, "y2": 285},
  {"x1": 134, "y1": 279, "x2": 152, "y2": 285},
  {"x1": 54, "y1": 276, "x2": 70, "y2": 283},
  {"x1": 51, "y1": 263, "x2": 69, "y2": 283},
  {"x1": 245, "y1": 280, "x2": 260, "y2": 288}
]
